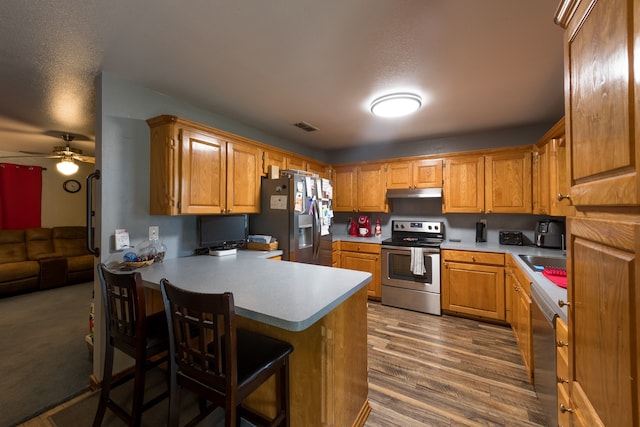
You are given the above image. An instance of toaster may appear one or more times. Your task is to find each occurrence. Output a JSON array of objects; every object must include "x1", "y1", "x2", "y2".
[
  {"x1": 499, "y1": 230, "x2": 524, "y2": 246},
  {"x1": 535, "y1": 220, "x2": 565, "y2": 249}
]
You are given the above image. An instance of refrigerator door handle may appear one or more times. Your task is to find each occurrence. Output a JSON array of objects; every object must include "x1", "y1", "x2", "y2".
[{"x1": 312, "y1": 199, "x2": 321, "y2": 259}]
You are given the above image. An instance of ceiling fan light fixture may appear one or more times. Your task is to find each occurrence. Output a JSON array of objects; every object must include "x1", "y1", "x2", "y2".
[
  {"x1": 56, "y1": 157, "x2": 79, "y2": 175},
  {"x1": 370, "y1": 92, "x2": 422, "y2": 118}
]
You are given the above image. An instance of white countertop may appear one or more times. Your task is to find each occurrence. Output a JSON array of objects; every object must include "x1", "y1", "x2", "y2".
[
  {"x1": 138, "y1": 250, "x2": 372, "y2": 332},
  {"x1": 440, "y1": 241, "x2": 568, "y2": 323}
]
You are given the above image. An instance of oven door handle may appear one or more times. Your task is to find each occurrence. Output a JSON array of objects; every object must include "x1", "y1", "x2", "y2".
[{"x1": 382, "y1": 245, "x2": 440, "y2": 253}]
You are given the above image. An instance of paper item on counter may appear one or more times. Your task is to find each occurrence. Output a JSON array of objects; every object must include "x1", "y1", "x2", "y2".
[{"x1": 248, "y1": 235, "x2": 273, "y2": 243}]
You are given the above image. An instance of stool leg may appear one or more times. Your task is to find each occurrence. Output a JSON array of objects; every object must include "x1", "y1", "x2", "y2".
[
  {"x1": 129, "y1": 349, "x2": 147, "y2": 426},
  {"x1": 281, "y1": 359, "x2": 290, "y2": 427},
  {"x1": 92, "y1": 339, "x2": 115, "y2": 427}
]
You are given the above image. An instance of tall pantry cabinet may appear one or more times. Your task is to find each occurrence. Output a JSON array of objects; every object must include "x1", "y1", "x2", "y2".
[{"x1": 555, "y1": 1, "x2": 639, "y2": 426}]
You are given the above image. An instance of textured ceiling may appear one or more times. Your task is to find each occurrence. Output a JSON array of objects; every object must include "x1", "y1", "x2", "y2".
[{"x1": 0, "y1": 0, "x2": 564, "y2": 157}]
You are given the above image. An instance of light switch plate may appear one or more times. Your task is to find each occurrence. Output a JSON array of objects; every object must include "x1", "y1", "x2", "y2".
[{"x1": 149, "y1": 226, "x2": 159, "y2": 241}]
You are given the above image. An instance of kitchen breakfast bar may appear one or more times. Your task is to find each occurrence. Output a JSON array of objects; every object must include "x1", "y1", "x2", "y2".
[{"x1": 138, "y1": 252, "x2": 372, "y2": 426}]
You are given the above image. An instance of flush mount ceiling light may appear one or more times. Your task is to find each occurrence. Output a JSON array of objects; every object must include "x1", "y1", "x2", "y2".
[
  {"x1": 370, "y1": 92, "x2": 422, "y2": 118},
  {"x1": 56, "y1": 157, "x2": 79, "y2": 175}
]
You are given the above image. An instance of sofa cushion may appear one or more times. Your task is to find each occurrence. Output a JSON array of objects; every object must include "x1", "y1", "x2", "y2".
[
  {"x1": 25, "y1": 228, "x2": 58, "y2": 260},
  {"x1": 0, "y1": 230, "x2": 28, "y2": 263},
  {"x1": 52, "y1": 226, "x2": 88, "y2": 257},
  {"x1": 67, "y1": 254, "x2": 93, "y2": 273},
  {"x1": 0, "y1": 260, "x2": 39, "y2": 282}
]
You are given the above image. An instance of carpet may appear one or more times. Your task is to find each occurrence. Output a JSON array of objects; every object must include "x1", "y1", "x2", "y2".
[
  {"x1": 0, "y1": 282, "x2": 94, "y2": 427},
  {"x1": 49, "y1": 367, "x2": 254, "y2": 426}
]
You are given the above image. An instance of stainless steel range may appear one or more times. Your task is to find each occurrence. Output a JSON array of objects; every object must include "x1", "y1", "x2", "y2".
[{"x1": 381, "y1": 220, "x2": 444, "y2": 315}]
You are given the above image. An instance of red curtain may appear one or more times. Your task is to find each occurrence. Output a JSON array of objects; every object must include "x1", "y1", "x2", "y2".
[{"x1": 0, "y1": 163, "x2": 43, "y2": 229}]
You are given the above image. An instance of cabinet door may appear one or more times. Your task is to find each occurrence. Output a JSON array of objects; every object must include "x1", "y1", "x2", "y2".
[
  {"x1": 386, "y1": 161, "x2": 412, "y2": 189},
  {"x1": 442, "y1": 261, "x2": 505, "y2": 320},
  {"x1": 532, "y1": 144, "x2": 550, "y2": 215},
  {"x1": 263, "y1": 149, "x2": 286, "y2": 175},
  {"x1": 180, "y1": 128, "x2": 226, "y2": 214},
  {"x1": 413, "y1": 159, "x2": 443, "y2": 188},
  {"x1": 568, "y1": 216, "x2": 636, "y2": 427},
  {"x1": 514, "y1": 284, "x2": 532, "y2": 383},
  {"x1": 333, "y1": 166, "x2": 357, "y2": 212},
  {"x1": 340, "y1": 251, "x2": 380, "y2": 299},
  {"x1": 306, "y1": 160, "x2": 329, "y2": 179},
  {"x1": 286, "y1": 155, "x2": 307, "y2": 171},
  {"x1": 443, "y1": 156, "x2": 484, "y2": 213},
  {"x1": 357, "y1": 163, "x2": 387, "y2": 212},
  {"x1": 565, "y1": 0, "x2": 637, "y2": 206},
  {"x1": 549, "y1": 136, "x2": 575, "y2": 217},
  {"x1": 485, "y1": 150, "x2": 532, "y2": 214},
  {"x1": 226, "y1": 140, "x2": 261, "y2": 214}
]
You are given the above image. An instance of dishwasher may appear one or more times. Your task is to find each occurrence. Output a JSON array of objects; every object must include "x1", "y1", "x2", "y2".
[{"x1": 531, "y1": 284, "x2": 558, "y2": 427}]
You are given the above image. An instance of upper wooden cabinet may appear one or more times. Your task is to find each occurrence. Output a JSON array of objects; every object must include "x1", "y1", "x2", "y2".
[
  {"x1": 443, "y1": 156, "x2": 485, "y2": 213},
  {"x1": 386, "y1": 159, "x2": 443, "y2": 190},
  {"x1": 485, "y1": 149, "x2": 532, "y2": 214},
  {"x1": 333, "y1": 163, "x2": 387, "y2": 213},
  {"x1": 558, "y1": 0, "x2": 638, "y2": 207},
  {"x1": 147, "y1": 115, "x2": 261, "y2": 215},
  {"x1": 263, "y1": 148, "x2": 330, "y2": 179},
  {"x1": 443, "y1": 149, "x2": 532, "y2": 214},
  {"x1": 533, "y1": 118, "x2": 574, "y2": 217}
]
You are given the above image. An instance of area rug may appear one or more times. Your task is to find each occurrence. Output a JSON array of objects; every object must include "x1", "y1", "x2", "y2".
[
  {"x1": 49, "y1": 368, "x2": 254, "y2": 426},
  {"x1": 0, "y1": 282, "x2": 94, "y2": 427}
]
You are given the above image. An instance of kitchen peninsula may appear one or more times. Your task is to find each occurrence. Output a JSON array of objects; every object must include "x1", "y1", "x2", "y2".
[{"x1": 139, "y1": 252, "x2": 372, "y2": 426}]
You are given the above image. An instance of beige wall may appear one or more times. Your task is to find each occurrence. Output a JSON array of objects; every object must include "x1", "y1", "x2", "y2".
[{"x1": 0, "y1": 151, "x2": 95, "y2": 227}]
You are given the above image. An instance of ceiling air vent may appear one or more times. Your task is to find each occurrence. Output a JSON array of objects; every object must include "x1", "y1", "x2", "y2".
[{"x1": 293, "y1": 121, "x2": 319, "y2": 132}]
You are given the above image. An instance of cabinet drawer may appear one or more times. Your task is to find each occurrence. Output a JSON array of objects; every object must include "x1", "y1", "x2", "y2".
[
  {"x1": 340, "y1": 241, "x2": 380, "y2": 254},
  {"x1": 442, "y1": 250, "x2": 504, "y2": 266}
]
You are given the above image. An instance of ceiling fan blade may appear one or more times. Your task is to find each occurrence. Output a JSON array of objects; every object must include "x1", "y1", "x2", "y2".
[{"x1": 75, "y1": 155, "x2": 95, "y2": 164}]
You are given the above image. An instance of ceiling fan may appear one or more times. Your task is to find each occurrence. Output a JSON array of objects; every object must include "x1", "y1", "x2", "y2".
[{"x1": 0, "y1": 133, "x2": 95, "y2": 175}]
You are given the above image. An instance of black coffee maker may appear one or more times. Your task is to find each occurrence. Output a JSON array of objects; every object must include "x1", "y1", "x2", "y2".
[{"x1": 475, "y1": 221, "x2": 486, "y2": 242}]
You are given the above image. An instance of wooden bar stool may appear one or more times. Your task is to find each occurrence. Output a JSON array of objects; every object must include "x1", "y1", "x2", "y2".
[
  {"x1": 160, "y1": 279, "x2": 293, "y2": 427},
  {"x1": 93, "y1": 263, "x2": 169, "y2": 427}
]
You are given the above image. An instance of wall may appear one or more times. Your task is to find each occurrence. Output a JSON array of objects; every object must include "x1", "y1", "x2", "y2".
[
  {"x1": 326, "y1": 122, "x2": 556, "y2": 164},
  {"x1": 0, "y1": 153, "x2": 94, "y2": 227}
]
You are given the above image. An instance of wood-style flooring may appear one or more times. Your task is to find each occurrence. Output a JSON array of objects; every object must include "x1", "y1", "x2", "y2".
[
  {"x1": 365, "y1": 302, "x2": 546, "y2": 427},
  {"x1": 20, "y1": 302, "x2": 546, "y2": 427}
]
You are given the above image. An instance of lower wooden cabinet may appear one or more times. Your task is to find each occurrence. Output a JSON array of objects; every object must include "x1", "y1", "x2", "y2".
[
  {"x1": 506, "y1": 255, "x2": 533, "y2": 383},
  {"x1": 441, "y1": 250, "x2": 505, "y2": 321},
  {"x1": 340, "y1": 241, "x2": 381, "y2": 299},
  {"x1": 555, "y1": 317, "x2": 571, "y2": 427}
]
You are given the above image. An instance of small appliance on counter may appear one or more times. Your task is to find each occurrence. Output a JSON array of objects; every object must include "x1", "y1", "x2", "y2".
[
  {"x1": 357, "y1": 215, "x2": 371, "y2": 237},
  {"x1": 499, "y1": 230, "x2": 524, "y2": 246},
  {"x1": 535, "y1": 219, "x2": 565, "y2": 249},
  {"x1": 475, "y1": 221, "x2": 486, "y2": 242}
]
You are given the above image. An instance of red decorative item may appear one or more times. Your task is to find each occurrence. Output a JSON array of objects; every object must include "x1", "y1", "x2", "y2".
[
  {"x1": 357, "y1": 215, "x2": 371, "y2": 237},
  {"x1": 349, "y1": 218, "x2": 358, "y2": 236},
  {"x1": 374, "y1": 219, "x2": 382, "y2": 236}
]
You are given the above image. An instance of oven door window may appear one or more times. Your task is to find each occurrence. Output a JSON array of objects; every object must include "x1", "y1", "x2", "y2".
[{"x1": 387, "y1": 252, "x2": 433, "y2": 283}]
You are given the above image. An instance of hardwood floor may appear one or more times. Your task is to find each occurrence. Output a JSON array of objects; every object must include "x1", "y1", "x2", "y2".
[
  {"x1": 20, "y1": 302, "x2": 546, "y2": 427},
  {"x1": 365, "y1": 302, "x2": 546, "y2": 427}
]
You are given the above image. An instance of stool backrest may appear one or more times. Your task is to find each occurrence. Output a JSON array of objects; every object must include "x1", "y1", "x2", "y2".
[
  {"x1": 160, "y1": 279, "x2": 237, "y2": 392},
  {"x1": 97, "y1": 263, "x2": 147, "y2": 351}
]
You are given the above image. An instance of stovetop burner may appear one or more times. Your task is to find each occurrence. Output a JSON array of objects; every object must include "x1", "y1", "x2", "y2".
[{"x1": 381, "y1": 220, "x2": 445, "y2": 248}]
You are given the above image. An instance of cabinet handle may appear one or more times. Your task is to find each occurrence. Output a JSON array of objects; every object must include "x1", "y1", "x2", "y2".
[
  {"x1": 558, "y1": 300, "x2": 571, "y2": 308},
  {"x1": 557, "y1": 193, "x2": 571, "y2": 201},
  {"x1": 557, "y1": 376, "x2": 569, "y2": 384},
  {"x1": 557, "y1": 340, "x2": 569, "y2": 347},
  {"x1": 559, "y1": 404, "x2": 574, "y2": 414},
  {"x1": 471, "y1": 256, "x2": 476, "y2": 262}
]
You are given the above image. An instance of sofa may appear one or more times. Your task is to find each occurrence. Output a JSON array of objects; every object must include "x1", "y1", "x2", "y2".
[{"x1": 0, "y1": 226, "x2": 94, "y2": 297}]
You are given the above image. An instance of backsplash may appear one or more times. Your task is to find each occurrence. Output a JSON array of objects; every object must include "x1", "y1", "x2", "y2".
[{"x1": 333, "y1": 198, "x2": 564, "y2": 246}]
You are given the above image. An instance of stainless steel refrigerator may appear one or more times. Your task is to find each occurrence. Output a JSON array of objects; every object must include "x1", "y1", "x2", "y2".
[{"x1": 250, "y1": 173, "x2": 333, "y2": 266}]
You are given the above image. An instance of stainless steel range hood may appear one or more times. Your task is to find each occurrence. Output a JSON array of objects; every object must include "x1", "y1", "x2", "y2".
[{"x1": 386, "y1": 188, "x2": 442, "y2": 198}]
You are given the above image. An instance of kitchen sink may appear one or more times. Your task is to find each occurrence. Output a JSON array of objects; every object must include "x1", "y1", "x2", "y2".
[{"x1": 518, "y1": 254, "x2": 566, "y2": 273}]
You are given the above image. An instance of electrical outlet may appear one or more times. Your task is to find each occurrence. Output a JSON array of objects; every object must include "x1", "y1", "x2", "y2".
[{"x1": 149, "y1": 226, "x2": 159, "y2": 241}]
